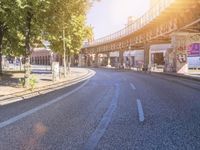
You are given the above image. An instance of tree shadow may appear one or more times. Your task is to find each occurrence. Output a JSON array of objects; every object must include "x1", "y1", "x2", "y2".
[
  {"x1": 40, "y1": 79, "x2": 52, "y2": 82},
  {"x1": 0, "y1": 73, "x2": 21, "y2": 88},
  {"x1": 31, "y1": 70, "x2": 51, "y2": 75}
]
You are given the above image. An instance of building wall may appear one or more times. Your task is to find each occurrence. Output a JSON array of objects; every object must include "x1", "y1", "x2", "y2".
[{"x1": 31, "y1": 48, "x2": 63, "y2": 66}]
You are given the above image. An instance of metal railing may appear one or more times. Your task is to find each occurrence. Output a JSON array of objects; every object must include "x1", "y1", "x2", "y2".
[{"x1": 85, "y1": 0, "x2": 175, "y2": 47}]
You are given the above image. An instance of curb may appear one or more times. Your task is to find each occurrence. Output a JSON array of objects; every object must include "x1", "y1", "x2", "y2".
[
  {"x1": 99, "y1": 67, "x2": 200, "y2": 91},
  {"x1": 100, "y1": 66, "x2": 200, "y2": 82},
  {"x1": 0, "y1": 68, "x2": 95, "y2": 105},
  {"x1": 153, "y1": 72, "x2": 200, "y2": 82},
  {"x1": 137, "y1": 71, "x2": 200, "y2": 82}
]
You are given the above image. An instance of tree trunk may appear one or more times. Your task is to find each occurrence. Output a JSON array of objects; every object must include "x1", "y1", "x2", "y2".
[
  {"x1": 19, "y1": 57, "x2": 22, "y2": 71},
  {"x1": 63, "y1": 28, "x2": 67, "y2": 78},
  {"x1": 0, "y1": 24, "x2": 4, "y2": 76},
  {"x1": 24, "y1": 9, "x2": 33, "y2": 87},
  {"x1": 67, "y1": 55, "x2": 71, "y2": 73},
  {"x1": 63, "y1": 54, "x2": 67, "y2": 77}
]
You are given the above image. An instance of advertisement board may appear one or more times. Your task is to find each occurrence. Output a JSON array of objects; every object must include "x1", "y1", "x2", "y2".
[{"x1": 188, "y1": 43, "x2": 200, "y2": 57}]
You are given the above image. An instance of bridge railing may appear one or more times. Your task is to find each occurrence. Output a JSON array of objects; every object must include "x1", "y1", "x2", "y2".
[{"x1": 84, "y1": 0, "x2": 175, "y2": 48}]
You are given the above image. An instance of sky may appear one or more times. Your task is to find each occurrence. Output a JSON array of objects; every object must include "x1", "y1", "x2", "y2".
[{"x1": 87, "y1": 0, "x2": 150, "y2": 39}]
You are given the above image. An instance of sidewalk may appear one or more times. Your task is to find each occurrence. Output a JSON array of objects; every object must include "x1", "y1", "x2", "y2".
[
  {"x1": 100, "y1": 66, "x2": 200, "y2": 82},
  {"x1": 0, "y1": 67, "x2": 95, "y2": 105},
  {"x1": 145, "y1": 69, "x2": 200, "y2": 82},
  {"x1": 150, "y1": 71, "x2": 200, "y2": 82}
]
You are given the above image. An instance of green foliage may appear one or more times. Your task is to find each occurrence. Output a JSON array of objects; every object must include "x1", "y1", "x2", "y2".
[
  {"x1": 44, "y1": 0, "x2": 94, "y2": 56},
  {"x1": 0, "y1": 0, "x2": 95, "y2": 56},
  {"x1": 28, "y1": 75, "x2": 37, "y2": 91},
  {"x1": 0, "y1": 0, "x2": 20, "y2": 74},
  {"x1": 18, "y1": 75, "x2": 37, "y2": 90},
  {"x1": 0, "y1": 0, "x2": 51, "y2": 66},
  {"x1": 0, "y1": 0, "x2": 95, "y2": 75}
]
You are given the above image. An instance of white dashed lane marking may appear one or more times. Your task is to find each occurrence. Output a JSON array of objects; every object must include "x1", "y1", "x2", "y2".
[
  {"x1": 130, "y1": 83, "x2": 136, "y2": 90},
  {"x1": 136, "y1": 99, "x2": 145, "y2": 122}
]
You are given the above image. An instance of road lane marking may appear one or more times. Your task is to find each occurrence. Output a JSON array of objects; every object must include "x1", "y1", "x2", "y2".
[
  {"x1": 130, "y1": 83, "x2": 136, "y2": 90},
  {"x1": 0, "y1": 79, "x2": 90, "y2": 129},
  {"x1": 84, "y1": 84, "x2": 120, "y2": 150},
  {"x1": 136, "y1": 99, "x2": 145, "y2": 122}
]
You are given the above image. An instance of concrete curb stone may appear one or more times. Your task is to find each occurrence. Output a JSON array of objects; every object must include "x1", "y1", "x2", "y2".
[
  {"x1": 0, "y1": 68, "x2": 95, "y2": 105},
  {"x1": 99, "y1": 66, "x2": 200, "y2": 82}
]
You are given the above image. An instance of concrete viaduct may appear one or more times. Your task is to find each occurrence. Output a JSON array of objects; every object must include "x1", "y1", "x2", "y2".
[{"x1": 80, "y1": 0, "x2": 200, "y2": 74}]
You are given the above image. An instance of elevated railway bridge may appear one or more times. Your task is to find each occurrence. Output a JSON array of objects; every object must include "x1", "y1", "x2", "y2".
[{"x1": 80, "y1": 0, "x2": 200, "y2": 73}]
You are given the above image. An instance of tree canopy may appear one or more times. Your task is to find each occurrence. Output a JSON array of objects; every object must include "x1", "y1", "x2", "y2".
[{"x1": 0, "y1": 0, "x2": 94, "y2": 76}]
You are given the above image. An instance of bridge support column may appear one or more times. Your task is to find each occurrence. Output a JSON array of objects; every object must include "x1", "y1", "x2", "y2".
[
  {"x1": 85, "y1": 54, "x2": 89, "y2": 67},
  {"x1": 119, "y1": 50, "x2": 125, "y2": 68},
  {"x1": 144, "y1": 43, "x2": 150, "y2": 71},
  {"x1": 106, "y1": 52, "x2": 111, "y2": 67},
  {"x1": 78, "y1": 53, "x2": 85, "y2": 67},
  {"x1": 95, "y1": 53, "x2": 99, "y2": 67}
]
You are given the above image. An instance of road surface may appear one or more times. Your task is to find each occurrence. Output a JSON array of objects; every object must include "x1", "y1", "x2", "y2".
[{"x1": 0, "y1": 68, "x2": 200, "y2": 150}]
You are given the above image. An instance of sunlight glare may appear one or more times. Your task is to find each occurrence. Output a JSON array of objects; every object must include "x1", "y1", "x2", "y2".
[{"x1": 110, "y1": 0, "x2": 149, "y2": 23}]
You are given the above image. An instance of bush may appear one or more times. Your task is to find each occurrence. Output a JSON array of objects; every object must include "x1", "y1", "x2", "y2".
[{"x1": 28, "y1": 75, "x2": 37, "y2": 91}]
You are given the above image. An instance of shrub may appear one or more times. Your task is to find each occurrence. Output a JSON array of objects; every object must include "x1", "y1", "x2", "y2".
[{"x1": 29, "y1": 75, "x2": 37, "y2": 91}]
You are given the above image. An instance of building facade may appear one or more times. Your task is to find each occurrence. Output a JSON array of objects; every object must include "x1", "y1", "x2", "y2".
[{"x1": 30, "y1": 48, "x2": 63, "y2": 66}]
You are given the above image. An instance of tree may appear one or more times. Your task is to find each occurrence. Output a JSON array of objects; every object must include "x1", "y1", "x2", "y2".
[
  {"x1": 0, "y1": 0, "x2": 18, "y2": 75},
  {"x1": 44, "y1": 0, "x2": 94, "y2": 77},
  {"x1": 0, "y1": 0, "x2": 96, "y2": 79},
  {"x1": 67, "y1": 15, "x2": 93, "y2": 71},
  {"x1": 16, "y1": 0, "x2": 50, "y2": 86}
]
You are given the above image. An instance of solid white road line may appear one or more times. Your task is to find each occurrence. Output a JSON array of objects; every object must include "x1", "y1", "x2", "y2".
[
  {"x1": 130, "y1": 83, "x2": 136, "y2": 90},
  {"x1": 0, "y1": 79, "x2": 90, "y2": 129},
  {"x1": 136, "y1": 99, "x2": 145, "y2": 122}
]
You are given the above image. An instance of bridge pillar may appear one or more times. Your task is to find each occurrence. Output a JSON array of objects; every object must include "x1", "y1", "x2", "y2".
[
  {"x1": 106, "y1": 52, "x2": 111, "y2": 67},
  {"x1": 144, "y1": 43, "x2": 150, "y2": 71},
  {"x1": 78, "y1": 53, "x2": 85, "y2": 67},
  {"x1": 171, "y1": 32, "x2": 189, "y2": 74},
  {"x1": 119, "y1": 50, "x2": 125, "y2": 68},
  {"x1": 95, "y1": 53, "x2": 99, "y2": 67},
  {"x1": 85, "y1": 54, "x2": 89, "y2": 67}
]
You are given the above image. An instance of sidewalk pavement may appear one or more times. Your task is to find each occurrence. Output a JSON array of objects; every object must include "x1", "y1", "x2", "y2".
[
  {"x1": 0, "y1": 67, "x2": 95, "y2": 105},
  {"x1": 149, "y1": 71, "x2": 200, "y2": 82},
  {"x1": 100, "y1": 66, "x2": 200, "y2": 82}
]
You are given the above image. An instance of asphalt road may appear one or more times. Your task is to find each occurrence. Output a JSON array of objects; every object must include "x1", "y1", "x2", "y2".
[{"x1": 0, "y1": 68, "x2": 200, "y2": 150}]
